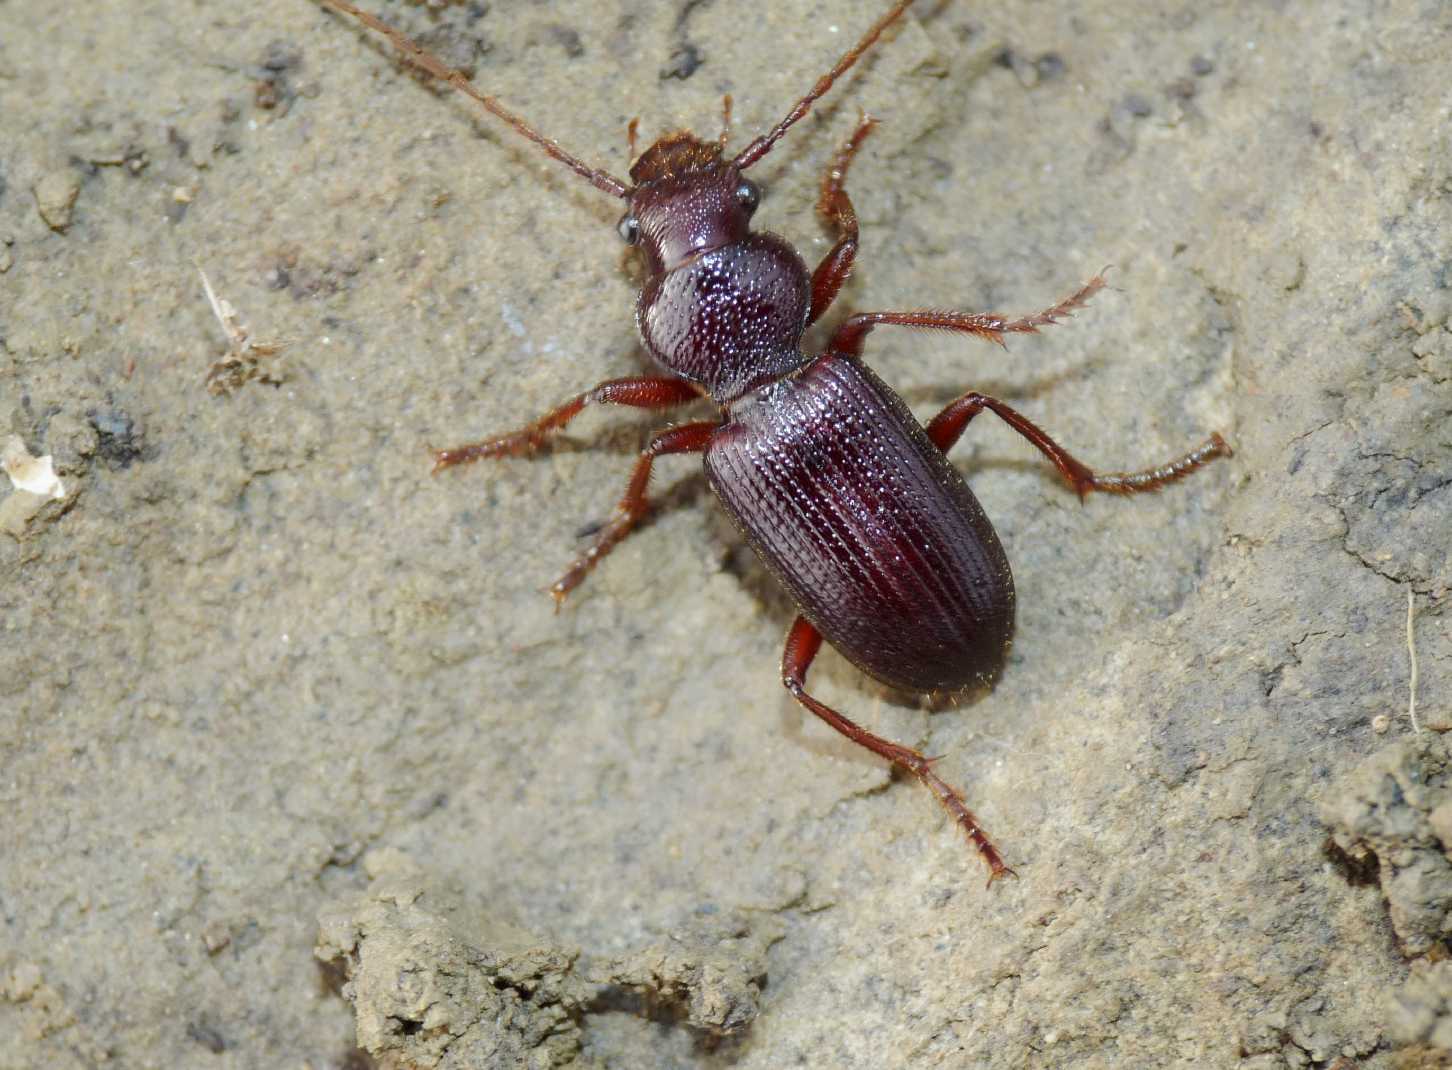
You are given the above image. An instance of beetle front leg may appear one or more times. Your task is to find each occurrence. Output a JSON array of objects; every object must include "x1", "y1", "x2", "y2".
[
  {"x1": 431, "y1": 376, "x2": 704, "y2": 473},
  {"x1": 550, "y1": 421, "x2": 717, "y2": 606},
  {"x1": 925, "y1": 391, "x2": 1231, "y2": 499},
  {"x1": 806, "y1": 114, "x2": 878, "y2": 326},
  {"x1": 781, "y1": 616, "x2": 1013, "y2": 884}
]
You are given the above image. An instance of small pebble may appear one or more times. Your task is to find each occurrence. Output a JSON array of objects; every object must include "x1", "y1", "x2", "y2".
[
  {"x1": 34, "y1": 170, "x2": 80, "y2": 231},
  {"x1": 202, "y1": 920, "x2": 232, "y2": 954}
]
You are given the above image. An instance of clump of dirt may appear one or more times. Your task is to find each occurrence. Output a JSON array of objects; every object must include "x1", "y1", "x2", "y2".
[{"x1": 316, "y1": 850, "x2": 780, "y2": 1068}]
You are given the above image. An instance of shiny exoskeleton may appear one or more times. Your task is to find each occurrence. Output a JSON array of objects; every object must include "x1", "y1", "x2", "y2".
[{"x1": 319, "y1": 0, "x2": 1231, "y2": 882}]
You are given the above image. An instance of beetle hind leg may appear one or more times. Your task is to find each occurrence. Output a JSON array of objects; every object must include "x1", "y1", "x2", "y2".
[
  {"x1": 781, "y1": 617, "x2": 1014, "y2": 884},
  {"x1": 925, "y1": 391, "x2": 1231, "y2": 500}
]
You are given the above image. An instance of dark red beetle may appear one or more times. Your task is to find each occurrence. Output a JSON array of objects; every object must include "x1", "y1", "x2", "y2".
[{"x1": 318, "y1": 0, "x2": 1230, "y2": 881}]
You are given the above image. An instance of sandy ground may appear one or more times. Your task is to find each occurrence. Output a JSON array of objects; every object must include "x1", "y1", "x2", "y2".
[{"x1": 3, "y1": 0, "x2": 1451, "y2": 1067}]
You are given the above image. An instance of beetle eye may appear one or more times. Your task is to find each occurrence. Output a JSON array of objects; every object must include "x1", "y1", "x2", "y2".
[
  {"x1": 617, "y1": 214, "x2": 641, "y2": 245},
  {"x1": 735, "y1": 179, "x2": 760, "y2": 212}
]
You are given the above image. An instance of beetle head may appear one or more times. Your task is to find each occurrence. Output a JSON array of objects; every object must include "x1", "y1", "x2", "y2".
[{"x1": 619, "y1": 133, "x2": 761, "y2": 275}]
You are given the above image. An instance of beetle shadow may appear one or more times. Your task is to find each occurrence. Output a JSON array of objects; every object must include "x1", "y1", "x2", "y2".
[
  {"x1": 896, "y1": 360, "x2": 1114, "y2": 482},
  {"x1": 568, "y1": 464, "x2": 711, "y2": 542},
  {"x1": 892, "y1": 357, "x2": 1106, "y2": 409},
  {"x1": 544, "y1": 424, "x2": 1019, "y2": 779}
]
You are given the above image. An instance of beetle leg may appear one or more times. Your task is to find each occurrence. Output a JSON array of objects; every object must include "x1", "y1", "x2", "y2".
[
  {"x1": 550, "y1": 421, "x2": 717, "y2": 606},
  {"x1": 926, "y1": 392, "x2": 1231, "y2": 500},
  {"x1": 827, "y1": 274, "x2": 1107, "y2": 355},
  {"x1": 781, "y1": 616, "x2": 1014, "y2": 885},
  {"x1": 431, "y1": 376, "x2": 704, "y2": 473},
  {"x1": 806, "y1": 113, "x2": 878, "y2": 326}
]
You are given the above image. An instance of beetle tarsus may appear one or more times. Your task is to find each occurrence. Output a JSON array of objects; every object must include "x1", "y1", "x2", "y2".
[
  {"x1": 430, "y1": 429, "x2": 549, "y2": 472},
  {"x1": 1082, "y1": 432, "x2": 1233, "y2": 495},
  {"x1": 984, "y1": 860, "x2": 1019, "y2": 888},
  {"x1": 826, "y1": 273, "x2": 1108, "y2": 357}
]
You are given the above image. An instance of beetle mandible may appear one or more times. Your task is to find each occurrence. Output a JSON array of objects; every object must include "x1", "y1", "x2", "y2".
[{"x1": 316, "y1": 0, "x2": 1230, "y2": 882}]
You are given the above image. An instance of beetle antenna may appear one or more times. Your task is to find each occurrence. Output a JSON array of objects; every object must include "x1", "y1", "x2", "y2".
[
  {"x1": 733, "y1": 0, "x2": 915, "y2": 170},
  {"x1": 316, "y1": 0, "x2": 630, "y2": 199}
]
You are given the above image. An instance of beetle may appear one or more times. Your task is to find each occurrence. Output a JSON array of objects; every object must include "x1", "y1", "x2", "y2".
[{"x1": 315, "y1": 0, "x2": 1230, "y2": 881}]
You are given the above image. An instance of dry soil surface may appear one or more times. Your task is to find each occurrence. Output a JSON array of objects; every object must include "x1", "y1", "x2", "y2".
[{"x1": 3, "y1": 1, "x2": 1451, "y2": 1067}]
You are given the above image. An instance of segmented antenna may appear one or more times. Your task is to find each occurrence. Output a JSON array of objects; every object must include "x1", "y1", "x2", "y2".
[
  {"x1": 316, "y1": 0, "x2": 630, "y2": 199},
  {"x1": 734, "y1": 0, "x2": 916, "y2": 170}
]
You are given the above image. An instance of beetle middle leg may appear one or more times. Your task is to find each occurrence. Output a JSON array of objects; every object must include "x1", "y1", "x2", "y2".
[
  {"x1": 781, "y1": 616, "x2": 1013, "y2": 883},
  {"x1": 550, "y1": 421, "x2": 717, "y2": 606},
  {"x1": 431, "y1": 376, "x2": 704, "y2": 473},
  {"x1": 806, "y1": 113, "x2": 878, "y2": 326},
  {"x1": 925, "y1": 392, "x2": 1230, "y2": 499},
  {"x1": 827, "y1": 273, "x2": 1108, "y2": 353}
]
